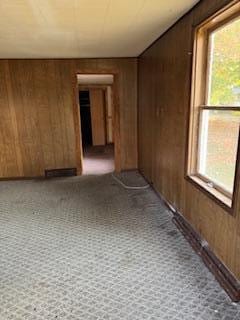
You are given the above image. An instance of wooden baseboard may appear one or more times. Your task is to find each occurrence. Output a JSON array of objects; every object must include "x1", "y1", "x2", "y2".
[
  {"x1": 0, "y1": 167, "x2": 78, "y2": 181},
  {"x1": 138, "y1": 172, "x2": 240, "y2": 302},
  {"x1": 0, "y1": 176, "x2": 44, "y2": 181},
  {"x1": 172, "y1": 211, "x2": 240, "y2": 302}
]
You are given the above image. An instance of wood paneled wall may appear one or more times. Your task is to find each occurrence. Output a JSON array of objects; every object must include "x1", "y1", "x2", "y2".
[
  {"x1": 138, "y1": 0, "x2": 240, "y2": 279},
  {"x1": 0, "y1": 58, "x2": 137, "y2": 178},
  {"x1": 89, "y1": 89, "x2": 106, "y2": 146}
]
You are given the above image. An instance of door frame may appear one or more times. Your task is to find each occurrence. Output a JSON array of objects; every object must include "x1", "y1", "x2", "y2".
[{"x1": 72, "y1": 71, "x2": 121, "y2": 175}]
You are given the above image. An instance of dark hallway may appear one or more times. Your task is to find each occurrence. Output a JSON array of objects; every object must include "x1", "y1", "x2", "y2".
[{"x1": 79, "y1": 90, "x2": 93, "y2": 148}]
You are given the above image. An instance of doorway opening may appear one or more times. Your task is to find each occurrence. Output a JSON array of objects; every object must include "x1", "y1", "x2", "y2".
[{"x1": 75, "y1": 74, "x2": 118, "y2": 175}]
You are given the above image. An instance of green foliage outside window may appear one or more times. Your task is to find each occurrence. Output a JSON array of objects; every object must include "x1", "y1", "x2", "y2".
[{"x1": 209, "y1": 17, "x2": 240, "y2": 106}]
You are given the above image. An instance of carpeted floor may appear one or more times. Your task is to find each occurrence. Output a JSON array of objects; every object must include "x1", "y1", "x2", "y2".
[{"x1": 0, "y1": 171, "x2": 239, "y2": 320}]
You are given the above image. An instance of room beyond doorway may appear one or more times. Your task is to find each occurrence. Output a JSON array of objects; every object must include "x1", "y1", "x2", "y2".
[
  {"x1": 83, "y1": 145, "x2": 114, "y2": 175},
  {"x1": 77, "y1": 74, "x2": 116, "y2": 175}
]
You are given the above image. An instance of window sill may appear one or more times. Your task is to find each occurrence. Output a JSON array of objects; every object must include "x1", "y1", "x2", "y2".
[{"x1": 186, "y1": 175, "x2": 233, "y2": 214}]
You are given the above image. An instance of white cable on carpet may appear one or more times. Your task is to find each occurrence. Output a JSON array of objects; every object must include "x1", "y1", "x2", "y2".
[{"x1": 111, "y1": 173, "x2": 150, "y2": 190}]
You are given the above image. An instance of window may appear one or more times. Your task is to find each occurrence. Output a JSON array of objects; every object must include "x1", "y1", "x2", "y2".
[{"x1": 188, "y1": 2, "x2": 240, "y2": 209}]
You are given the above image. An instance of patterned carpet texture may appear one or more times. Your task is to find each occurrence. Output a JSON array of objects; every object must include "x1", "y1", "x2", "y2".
[{"x1": 0, "y1": 171, "x2": 239, "y2": 320}]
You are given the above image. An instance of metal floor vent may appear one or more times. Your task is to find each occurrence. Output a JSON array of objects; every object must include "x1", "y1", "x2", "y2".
[{"x1": 45, "y1": 168, "x2": 77, "y2": 178}]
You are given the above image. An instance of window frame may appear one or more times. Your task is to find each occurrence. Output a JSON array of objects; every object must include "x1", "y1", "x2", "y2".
[{"x1": 187, "y1": 1, "x2": 240, "y2": 213}]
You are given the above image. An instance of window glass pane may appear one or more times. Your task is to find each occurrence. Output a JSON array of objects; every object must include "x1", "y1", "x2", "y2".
[
  {"x1": 208, "y1": 17, "x2": 240, "y2": 106},
  {"x1": 198, "y1": 110, "x2": 240, "y2": 193}
]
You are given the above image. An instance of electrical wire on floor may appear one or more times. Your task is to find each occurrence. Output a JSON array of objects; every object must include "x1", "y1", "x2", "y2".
[{"x1": 111, "y1": 173, "x2": 150, "y2": 190}]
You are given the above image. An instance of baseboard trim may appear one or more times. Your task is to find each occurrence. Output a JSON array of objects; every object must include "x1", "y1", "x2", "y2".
[
  {"x1": 138, "y1": 171, "x2": 240, "y2": 302},
  {"x1": 172, "y1": 211, "x2": 240, "y2": 302},
  {"x1": 0, "y1": 176, "x2": 44, "y2": 181}
]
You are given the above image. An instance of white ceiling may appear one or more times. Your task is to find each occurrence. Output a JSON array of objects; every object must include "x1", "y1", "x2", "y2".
[
  {"x1": 77, "y1": 74, "x2": 114, "y2": 84},
  {"x1": 0, "y1": 0, "x2": 199, "y2": 58}
]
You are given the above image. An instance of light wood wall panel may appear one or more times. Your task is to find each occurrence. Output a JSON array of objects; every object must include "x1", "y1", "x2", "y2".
[
  {"x1": 106, "y1": 86, "x2": 114, "y2": 144},
  {"x1": 90, "y1": 89, "x2": 106, "y2": 146},
  {"x1": 0, "y1": 58, "x2": 137, "y2": 178},
  {"x1": 138, "y1": 0, "x2": 240, "y2": 279}
]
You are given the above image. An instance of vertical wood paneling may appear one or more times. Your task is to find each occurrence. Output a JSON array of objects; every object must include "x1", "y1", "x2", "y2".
[
  {"x1": 138, "y1": 0, "x2": 240, "y2": 279},
  {"x1": 0, "y1": 58, "x2": 137, "y2": 178},
  {"x1": 90, "y1": 89, "x2": 106, "y2": 146},
  {"x1": 106, "y1": 86, "x2": 113, "y2": 144},
  {"x1": 0, "y1": 61, "x2": 21, "y2": 177}
]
